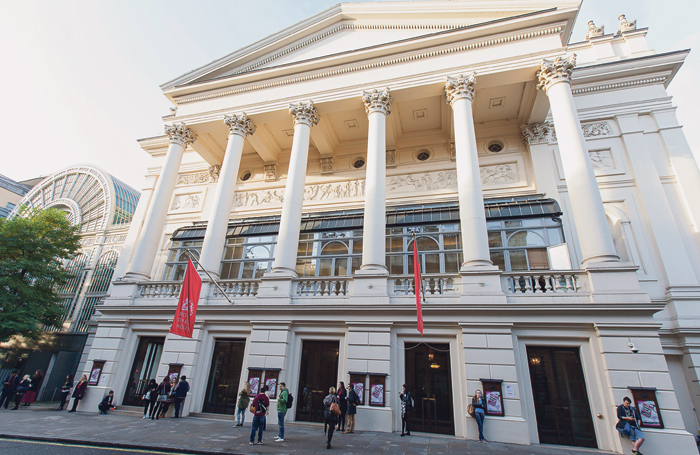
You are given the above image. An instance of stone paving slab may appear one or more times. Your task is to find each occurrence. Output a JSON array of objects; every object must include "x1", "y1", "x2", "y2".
[{"x1": 0, "y1": 405, "x2": 615, "y2": 455}]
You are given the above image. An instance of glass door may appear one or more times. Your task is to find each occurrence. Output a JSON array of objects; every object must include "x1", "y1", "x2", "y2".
[
  {"x1": 123, "y1": 337, "x2": 164, "y2": 406},
  {"x1": 203, "y1": 339, "x2": 246, "y2": 414}
]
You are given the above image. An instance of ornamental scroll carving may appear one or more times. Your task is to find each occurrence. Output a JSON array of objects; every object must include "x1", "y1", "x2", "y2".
[
  {"x1": 362, "y1": 88, "x2": 392, "y2": 115},
  {"x1": 177, "y1": 172, "x2": 211, "y2": 185}
]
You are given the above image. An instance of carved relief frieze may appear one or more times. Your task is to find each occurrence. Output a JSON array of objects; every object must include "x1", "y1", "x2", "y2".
[
  {"x1": 176, "y1": 172, "x2": 211, "y2": 186},
  {"x1": 549, "y1": 121, "x2": 613, "y2": 143},
  {"x1": 589, "y1": 150, "x2": 615, "y2": 170},
  {"x1": 264, "y1": 163, "x2": 278, "y2": 182},
  {"x1": 386, "y1": 149, "x2": 396, "y2": 168},
  {"x1": 103, "y1": 234, "x2": 127, "y2": 244},
  {"x1": 480, "y1": 164, "x2": 518, "y2": 185},
  {"x1": 172, "y1": 194, "x2": 201, "y2": 211}
]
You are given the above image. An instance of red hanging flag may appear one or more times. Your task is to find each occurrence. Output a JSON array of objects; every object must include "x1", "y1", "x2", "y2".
[
  {"x1": 413, "y1": 239, "x2": 424, "y2": 336},
  {"x1": 170, "y1": 258, "x2": 202, "y2": 338}
]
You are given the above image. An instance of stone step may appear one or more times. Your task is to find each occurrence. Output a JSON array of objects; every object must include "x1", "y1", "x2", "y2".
[
  {"x1": 109, "y1": 405, "x2": 146, "y2": 417},
  {"x1": 189, "y1": 412, "x2": 236, "y2": 421}
]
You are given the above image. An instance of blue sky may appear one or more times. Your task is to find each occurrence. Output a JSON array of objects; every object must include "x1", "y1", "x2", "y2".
[{"x1": 2, "y1": 0, "x2": 698, "y2": 190}]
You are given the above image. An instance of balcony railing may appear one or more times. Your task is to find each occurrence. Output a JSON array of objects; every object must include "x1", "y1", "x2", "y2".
[
  {"x1": 213, "y1": 279, "x2": 260, "y2": 298},
  {"x1": 295, "y1": 277, "x2": 350, "y2": 296},
  {"x1": 501, "y1": 271, "x2": 584, "y2": 294},
  {"x1": 138, "y1": 281, "x2": 182, "y2": 299},
  {"x1": 390, "y1": 275, "x2": 458, "y2": 296}
]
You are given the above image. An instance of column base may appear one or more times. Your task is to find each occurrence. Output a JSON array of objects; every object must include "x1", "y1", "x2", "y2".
[
  {"x1": 459, "y1": 266, "x2": 506, "y2": 304},
  {"x1": 350, "y1": 273, "x2": 390, "y2": 305},
  {"x1": 123, "y1": 271, "x2": 151, "y2": 281},
  {"x1": 356, "y1": 265, "x2": 389, "y2": 276}
]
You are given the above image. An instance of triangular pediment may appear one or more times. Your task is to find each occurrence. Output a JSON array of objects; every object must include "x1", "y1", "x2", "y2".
[{"x1": 162, "y1": 0, "x2": 581, "y2": 93}]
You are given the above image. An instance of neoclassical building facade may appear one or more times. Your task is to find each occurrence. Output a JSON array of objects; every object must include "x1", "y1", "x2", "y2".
[{"x1": 85, "y1": 2, "x2": 700, "y2": 453}]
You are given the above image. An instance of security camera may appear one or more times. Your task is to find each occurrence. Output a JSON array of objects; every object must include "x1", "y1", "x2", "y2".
[{"x1": 627, "y1": 342, "x2": 639, "y2": 354}]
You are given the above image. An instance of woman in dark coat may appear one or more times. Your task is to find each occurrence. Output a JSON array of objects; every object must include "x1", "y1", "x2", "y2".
[
  {"x1": 150, "y1": 376, "x2": 171, "y2": 420},
  {"x1": 11, "y1": 375, "x2": 30, "y2": 410},
  {"x1": 142, "y1": 379, "x2": 158, "y2": 419},
  {"x1": 323, "y1": 386, "x2": 339, "y2": 449},
  {"x1": 58, "y1": 375, "x2": 73, "y2": 410},
  {"x1": 68, "y1": 374, "x2": 88, "y2": 412},
  {"x1": 21, "y1": 370, "x2": 44, "y2": 406},
  {"x1": 336, "y1": 382, "x2": 347, "y2": 432}
]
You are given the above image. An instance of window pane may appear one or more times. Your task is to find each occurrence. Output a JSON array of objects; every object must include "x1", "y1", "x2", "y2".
[
  {"x1": 389, "y1": 255, "x2": 403, "y2": 275},
  {"x1": 509, "y1": 250, "x2": 528, "y2": 270},
  {"x1": 490, "y1": 251, "x2": 505, "y2": 270},
  {"x1": 442, "y1": 224, "x2": 459, "y2": 232},
  {"x1": 352, "y1": 257, "x2": 361, "y2": 274},
  {"x1": 444, "y1": 234, "x2": 459, "y2": 250},
  {"x1": 173, "y1": 265, "x2": 186, "y2": 281},
  {"x1": 505, "y1": 220, "x2": 522, "y2": 228},
  {"x1": 296, "y1": 259, "x2": 308, "y2": 276},
  {"x1": 246, "y1": 245, "x2": 271, "y2": 259},
  {"x1": 424, "y1": 254, "x2": 440, "y2": 274},
  {"x1": 322, "y1": 241, "x2": 348, "y2": 256},
  {"x1": 527, "y1": 249, "x2": 549, "y2": 270},
  {"x1": 547, "y1": 228, "x2": 563, "y2": 245},
  {"x1": 353, "y1": 239, "x2": 363, "y2": 254},
  {"x1": 486, "y1": 221, "x2": 501, "y2": 229},
  {"x1": 220, "y1": 262, "x2": 240, "y2": 279},
  {"x1": 522, "y1": 218, "x2": 543, "y2": 227},
  {"x1": 488, "y1": 232, "x2": 502, "y2": 248},
  {"x1": 423, "y1": 225, "x2": 439, "y2": 233},
  {"x1": 224, "y1": 245, "x2": 244, "y2": 260},
  {"x1": 319, "y1": 258, "x2": 332, "y2": 276},
  {"x1": 507, "y1": 230, "x2": 546, "y2": 247},
  {"x1": 389, "y1": 236, "x2": 402, "y2": 252},
  {"x1": 445, "y1": 253, "x2": 460, "y2": 273},
  {"x1": 335, "y1": 259, "x2": 348, "y2": 276},
  {"x1": 164, "y1": 265, "x2": 174, "y2": 280},
  {"x1": 254, "y1": 262, "x2": 268, "y2": 278},
  {"x1": 416, "y1": 236, "x2": 439, "y2": 251},
  {"x1": 297, "y1": 241, "x2": 308, "y2": 257},
  {"x1": 241, "y1": 262, "x2": 255, "y2": 278}
]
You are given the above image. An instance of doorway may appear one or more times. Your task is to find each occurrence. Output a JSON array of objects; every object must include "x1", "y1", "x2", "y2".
[
  {"x1": 527, "y1": 346, "x2": 597, "y2": 448},
  {"x1": 123, "y1": 337, "x2": 164, "y2": 406},
  {"x1": 296, "y1": 340, "x2": 339, "y2": 422},
  {"x1": 203, "y1": 339, "x2": 246, "y2": 414},
  {"x1": 404, "y1": 342, "x2": 454, "y2": 435}
]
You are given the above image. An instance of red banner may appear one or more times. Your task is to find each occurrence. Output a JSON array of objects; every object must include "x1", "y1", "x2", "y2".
[
  {"x1": 413, "y1": 240, "x2": 424, "y2": 336},
  {"x1": 169, "y1": 258, "x2": 202, "y2": 338}
]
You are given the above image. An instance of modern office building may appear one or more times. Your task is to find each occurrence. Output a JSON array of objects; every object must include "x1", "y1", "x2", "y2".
[
  {"x1": 84, "y1": 2, "x2": 700, "y2": 453},
  {"x1": 0, "y1": 174, "x2": 32, "y2": 218},
  {"x1": 0, "y1": 165, "x2": 139, "y2": 401}
]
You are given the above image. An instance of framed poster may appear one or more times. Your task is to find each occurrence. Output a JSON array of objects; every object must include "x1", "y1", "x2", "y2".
[
  {"x1": 89, "y1": 360, "x2": 105, "y2": 386},
  {"x1": 248, "y1": 369, "x2": 262, "y2": 395},
  {"x1": 264, "y1": 370, "x2": 279, "y2": 399},
  {"x1": 369, "y1": 375, "x2": 385, "y2": 407},
  {"x1": 350, "y1": 374, "x2": 366, "y2": 405},
  {"x1": 168, "y1": 364, "x2": 183, "y2": 383},
  {"x1": 481, "y1": 379, "x2": 504, "y2": 416},
  {"x1": 629, "y1": 387, "x2": 664, "y2": 429}
]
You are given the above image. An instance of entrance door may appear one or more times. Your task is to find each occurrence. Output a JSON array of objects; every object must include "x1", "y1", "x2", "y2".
[
  {"x1": 123, "y1": 337, "x2": 164, "y2": 406},
  {"x1": 296, "y1": 340, "x2": 339, "y2": 422},
  {"x1": 203, "y1": 339, "x2": 246, "y2": 414},
  {"x1": 405, "y1": 343, "x2": 454, "y2": 435},
  {"x1": 527, "y1": 346, "x2": 597, "y2": 448}
]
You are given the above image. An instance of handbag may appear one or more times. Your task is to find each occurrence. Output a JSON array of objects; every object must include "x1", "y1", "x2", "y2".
[
  {"x1": 330, "y1": 400, "x2": 341, "y2": 416},
  {"x1": 249, "y1": 404, "x2": 255, "y2": 413},
  {"x1": 467, "y1": 403, "x2": 475, "y2": 417},
  {"x1": 144, "y1": 391, "x2": 151, "y2": 401},
  {"x1": 157, "y1": 394, "x2": 168, "y2": 402}
]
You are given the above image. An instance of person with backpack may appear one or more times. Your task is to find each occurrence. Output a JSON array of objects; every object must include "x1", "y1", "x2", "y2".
[
  {"x1": 275, "y1": 382, "x2": 289, "y2": 442},
  {"x1": 399, "y1": 384, "x2": 413, "y2": 436},
  {"x1": 344, "y1": 384, "x2": 360, "y2": 434},
  {"x1": 235, "y1": 382, "x2": 252, "y2": 427},
  {"x1": 323, "y1": 386, "x2": 340, "y2": 449},
  {"x1": 249, "y1": 384, "x2": 269, "y2": 445}
]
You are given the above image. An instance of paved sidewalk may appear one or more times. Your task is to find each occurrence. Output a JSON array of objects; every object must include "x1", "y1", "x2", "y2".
[{"x1": 0, "y1": 404, "x2": 614, "y2": 455}]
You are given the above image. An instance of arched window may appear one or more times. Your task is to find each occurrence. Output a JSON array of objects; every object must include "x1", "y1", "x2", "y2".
[{"x1": 74, "y1": 250, "x2": 119, "y2": 332}]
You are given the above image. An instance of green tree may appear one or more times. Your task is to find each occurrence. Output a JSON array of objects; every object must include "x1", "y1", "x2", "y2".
[{"x1": 0, "y1": 208, "x2": 81, "y2": 342}]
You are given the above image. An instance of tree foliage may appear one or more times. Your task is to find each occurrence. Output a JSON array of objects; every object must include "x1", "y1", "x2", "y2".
[{"x1": 0, "y1": 208, "x2": 81, "y2": 342}]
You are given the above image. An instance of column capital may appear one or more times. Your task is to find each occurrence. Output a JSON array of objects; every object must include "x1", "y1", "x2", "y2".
[
  {"x1": 445, "y1": 73, "x2": 476, "y2": 105},
  {"x1": 289, "y1": 101, "x2": 320, "y2": 127},
  {"x1": 536, "y1": 55, "x2": 576, "y2": 93},
  {"x1": 164, "y1": 122, "x2": 197, "y2": 147},
  {"x1": 224, "y1": 113, "x2": 256, "y2": 137},
  {"x1": 520, "y1": 122, "x2": 552, "y2": 145},
  {"x1": 362, "y1": 88, "x2": 392, "y2": 115}
]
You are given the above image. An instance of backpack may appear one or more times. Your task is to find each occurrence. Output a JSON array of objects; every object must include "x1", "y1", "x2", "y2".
[
  {"x1": 286, "y1": 393, "x2": 294, "y2": 408},
  {"x1": 258, "y1": 399, "x2": 267, "y2": 414}
]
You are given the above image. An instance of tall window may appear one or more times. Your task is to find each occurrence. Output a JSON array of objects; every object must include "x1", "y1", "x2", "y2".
[
  {"x1": 296, "y1": 230, "x2": 362, "y2": 277},
  {"x1": 487, "y1": 218, "x2": 564, "y2": 271},
  {"x1": 386, "y1": 224, "x2": 462, "y2": 275},
  {"x1": 163, "y1": 240, "x2": 202, "y2": 281},
  {"x1": 219, "y1": 235, "x2": 277, "y2": 279}
]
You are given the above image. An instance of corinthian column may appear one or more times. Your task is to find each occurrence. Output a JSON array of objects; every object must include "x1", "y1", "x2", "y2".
[
  {"x1": 126, "y1": 123, "x2": 197, "y2": 280},
  {"x1": 359, "y1": 88, "x2": 391, "y2": 274},
  {"x1": 537, "y1": 55, "x2": 618, "y2": 264},
  {"x1": 445, "y1": 73, "x2": 492, "y2": 269},
  {"x1": 269, "y1": 101, "x2": 319, "y2": 277},
  {"x1": 198, "y1": 113, "x2": 255, "y2": 278}
]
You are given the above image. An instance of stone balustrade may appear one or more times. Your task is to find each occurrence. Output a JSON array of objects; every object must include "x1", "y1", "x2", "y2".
[
  {"x1": 212, "y1": 279, "x2": 260, "y2": 298},
  {"x1": 501, "y1": 271, "x2": 585, "y2": 294},
  {"x1": 295, "y1": 277, "x2": 350, "y2": 296},
  {"x1": 137, "y1": 281, "x2": 182, "y2": 299},
  {"x1": 390, "y1": 275, "x2": 457, "y2": 296}
]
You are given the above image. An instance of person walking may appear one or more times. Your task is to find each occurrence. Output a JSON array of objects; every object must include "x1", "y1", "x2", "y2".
[
  {"x1": 336, "y1": 382, "x2": 347, "y2": 432},
  {"x1": 344, "y1": 384, "x2": 359, "y2": 434},
  {"x1": 0, "y1": 371, "x2": 19, "y2": 409},
  {"x1": 57, "y1": 375, "x2": 73, "y2": 410},
  {"x1": 235, "y1": 382, "x2": 252, "y2": 426},
  {"x1": 151, "y1": 376, "x2": 171, "y2": 420},
  {"x1": 275, "y1": 382, "x2": 289, "y2": 442},
  {"x1": 68, "y1": 374, "x2": 88, "y2": 412},
  {"x1": 98, "y1": 390, "x2": 115, "y2": 414},
  {"x1": 472, "y1": 389, "x2": 488, "y2": 443},
  {"x1": 249, "y1": 385, "x2": 270, "y2": 445},
  {"x1": 142, "y1": 379, "x2": 158, "y2": 419},
  {"x1": 323, "y1": 386, "x2": 339, "y2": 449},
  {"x1": 399, "y1": 384, "x2": 413, "y2": 436},
  {"x1": 21, "y1": 370, "x2": 43, "y2": 406},
  {"x1": 172, "y1": 375, "x2": 190, "y2": 418},
  {"x1": 617, "y1": 396, "x2": 645, "y2": 455}
]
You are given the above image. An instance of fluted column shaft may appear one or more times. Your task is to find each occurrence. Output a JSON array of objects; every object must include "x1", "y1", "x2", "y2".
[
  {"x1": 270, "y1": 102, "x2": 319, "y2": 276},
  {"x1": 126, "y1": 123, "x2": 196, "y2": 280},
  {"x1": 538, "y1": 56, "x2": 618, "y2": 265},
  {"x1": 445, "y1": 74, "x2": 492, "y2": 269},
  {"x1": 198, "y1": 114, "x2": 255, "y2": 278},
  {"x1": 360, "y1": 88, "x2": 391, "y2": 273}
]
